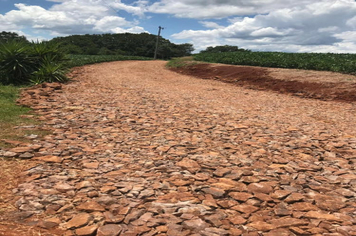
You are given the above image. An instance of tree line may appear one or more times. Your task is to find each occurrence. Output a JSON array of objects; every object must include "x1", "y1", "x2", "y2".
[
  {"x1": 0, "y1": 31, "x2": 194, "y2": 59},
  {"x1": 49, "y1": 33, "x2": 194, "y2": 59}
]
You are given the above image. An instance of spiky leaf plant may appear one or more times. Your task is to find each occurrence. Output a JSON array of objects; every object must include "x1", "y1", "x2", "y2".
[
  {"x1": 30, "y1": 55, "x2": 68, "y2": 84},
  {"x1": 0, "y1": 40, "x2": 69, "y2": 85},
  {"x1": 0, "y1": 41, "x2": 35, "y2": 85}
]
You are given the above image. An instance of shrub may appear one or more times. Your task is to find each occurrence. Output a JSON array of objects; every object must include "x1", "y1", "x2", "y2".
[
  {"x1": 0, "y1": 40, "x2": 69, "y2": 85},
  {"x1": 0, "y1": 41, "x2": 35, "y2": 84}
]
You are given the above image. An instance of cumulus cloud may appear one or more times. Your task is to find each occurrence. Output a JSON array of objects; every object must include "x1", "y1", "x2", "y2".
[
  {"x1": 0, "y1": 0, "x2": 147, "y2": 37},
  {"x1": 199, "y1": 21, "x2": 224, "y2": 29},
  {"x1": 172, "y1": 0, "x2": 356, "y2": 52},
  {"x1": 148, "y1": 0, "x2": 314, "y2": 19},
  {"x1": 1, "y1": 0, "x2": 355, "y2": 53}
]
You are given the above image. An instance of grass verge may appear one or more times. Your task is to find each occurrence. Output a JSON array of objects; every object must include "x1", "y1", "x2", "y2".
[
  {"x1": 166, "y1": 56, "x2": 201, "y2": 68},
  {"x1": 67, "y1": 54, "x2": 153, "y2": 67},
  {"x1": 0, "y1": 85, "x2": 47, "y2": 147}
]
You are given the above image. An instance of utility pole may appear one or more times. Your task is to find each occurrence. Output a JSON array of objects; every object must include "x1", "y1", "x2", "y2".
[{"x1": 154, "y1": 26, "x2": 164, "y2": 59}]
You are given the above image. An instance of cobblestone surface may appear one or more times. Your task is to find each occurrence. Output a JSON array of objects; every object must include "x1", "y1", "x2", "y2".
[{"x1": 3, "y1": 61, "x2": 356, "y2": 235}]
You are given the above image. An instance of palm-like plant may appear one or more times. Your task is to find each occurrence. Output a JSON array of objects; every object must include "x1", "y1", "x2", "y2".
[
  {"x1": 30, "y1": 55, "x2": 68, "y2": 84},
  {"x1": 0, "y1": 41, "x2": 35, "y2": 84},
  {"x1": 0, "y1": 40, "x2": 69, "y2": 85}
]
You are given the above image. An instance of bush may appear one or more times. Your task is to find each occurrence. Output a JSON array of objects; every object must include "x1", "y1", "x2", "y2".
[{"x1": 0, "y1": 40, "x2": 69, "y2": 85}]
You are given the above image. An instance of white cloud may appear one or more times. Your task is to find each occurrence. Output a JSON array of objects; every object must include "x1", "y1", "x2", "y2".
[
  {"x1": 111, "y1": 26, "x2": 146, "y2": 34},
  {"x1": 199, "y1": 21, "x2": 224, "y2": 29},
  {"x1": 0, "y1": 0, "x2": 147, "y2": 37},
  {"x1": 148, "y1": 0, "x2": 315, "y2": 19},
  {"x1": 0, "y1": 0, "x2": 355, "y2": 53},
  {"x1": 108, "y1": 0, "x2": 147, "y2": 17},
  {"x1": 172, "y1": 0, "x2": 356, "y2": 53},
  {"x1": 93, "y1": 16, "x2": 134, "y2": 32}
]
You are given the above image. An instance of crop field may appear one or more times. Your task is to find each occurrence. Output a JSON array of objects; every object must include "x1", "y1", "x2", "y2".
[
  {"x1": 194, "y1": 51, "x2": 356, "y2": 75},
  {"x1": 67, "y1": 54, "x2": 153, "y2": 67}
]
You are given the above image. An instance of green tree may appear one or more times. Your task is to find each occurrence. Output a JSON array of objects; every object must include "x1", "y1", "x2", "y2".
[
  {"x1": 0, "y1": 31, "x2": 29, "y2": 44},
  {"x1": 201, "y1": 45, "x2": 250, "y2": 53},
  {"x1": 49, "y1": 33, "x2": 194, "y2": 59}
]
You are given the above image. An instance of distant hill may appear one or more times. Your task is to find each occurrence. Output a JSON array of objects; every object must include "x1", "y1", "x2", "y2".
[{"x1": 50, "y1": 33, "x2": 194, "y2": 59}]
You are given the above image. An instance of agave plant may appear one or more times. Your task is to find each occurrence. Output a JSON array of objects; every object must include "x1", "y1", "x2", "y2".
[
  {"x1": 30, "y1": 40, "x2": 67, "y2": 64},
  {"x1": 0, "y1": 41, "x2": 35, "y2": 85},
  {"x1": 0, "y1": 40, "x2": 69, "y2": 85},
  {"x1": 30, "y1": 55, "x2": 68, "y2": 84}
]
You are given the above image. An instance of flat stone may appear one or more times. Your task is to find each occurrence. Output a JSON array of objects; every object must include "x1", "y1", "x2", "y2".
[
  {"x1": 75, "y1": 225, "x2": 98, "y2": 236},
  {"x1": 19, "y1": 152, "x2": 35, "y2": 159},
  {"x1": 304, "y1": 211, "x2": 342, "y2": 222},
  {"x1": 96, "y1": 224, "x2": 122, "y2": 236},
  {"x1": 228, "y1": 192, "x2": 253, "y2": 202},
  {"x1": 103, "y1": 211, "x2": 125, "y2": 223},
  {"x1": 83, "y1": 161, "x2": 99, "y2": 169},
  {"x1": 9, "y1": 146, "x2": 33, "y2": 153},
  {"x1": 229, "y1": 228, "x2": 243, "y2": 235},
  {"x1": 213, "y1": 168, "x2": 231, "y2": 177},
  {"x1": 65, "y1": 213, "x2": 92, "y2": 229},
  {"x1": 247, "y1": 182, "x2": 274, "y2": 194},
  {"x1": 248, "y1": 221, "x2": 275, "y2": 231},
  {"x1": 290, "y1": 202, "x2": 319, "y2": 212},
  {"x1": 284, "y1": 192, "x2": 304, "y2": 203},
  {"x1": 335, "y1": 188, "x2": 355, "y2": 197},
  {"x1": 33, "y1": 155, "x2": 62, "y2": 163},
  {"x1": 2, "y1": 151, "x2": 17, "y2": 157},
  {"x1": 269, "y1": 217, "x2": 308, "y2": 228},
  {"x1": 124, "y1": 209, "x2": 145, "y2": 224},
  {"x1": 313, "y1": 194, "x2": 346, "y2": 211},
  {"x1": 274, "y1": 203, "x2": 291, "y2": 216},
  {"x1": 176, "y1": 158, "x2": 201, "y2": 173},
  {"x1": 232, "y1": 204, "x2": 259, "y2": 214},
  {"x1": 37, "y1": 220, "x2": 60, "y2": 229},
  {"x1": 264, "y1": 228, "x2": 292, "y2": 236},
  {"x1": 228, "y1": 215, "x2": 247, "y2": 225},
  {"x1": 182, "y1": 218, "x2": 208, "y2": 231},
  {"x1": 271, "y1": 190, "x2": 291, "y2": 199},
  {"x1": 76, "y1": 181, "x2": 92, "y2": 189},
  {"x1": 202, "y1": 187, "x2": 225, "y2": 198},
  {"x1": 193, "y1": 173, "x2": 210, "y2": 181},
  {"x1": 54, "y1": 182, "x2": 75, "y2": 193},
  {"x1": 77, "y1": 201, "x2": 105, "y2": 212},
  {"x1": 201, "y1": 227, "x2": 230, "y2": 236}
]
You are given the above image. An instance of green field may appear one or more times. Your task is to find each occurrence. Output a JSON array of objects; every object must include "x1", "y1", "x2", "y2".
[
  {"x1": 67, "y1": 54, "x2": 153, "y2": 67},
  {"x1": 194, "y1": 52, "x2": 356, "y2": 75}
]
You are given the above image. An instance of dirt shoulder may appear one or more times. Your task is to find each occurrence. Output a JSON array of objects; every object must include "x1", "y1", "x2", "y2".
[{"x1": 170, "y1": 63, "x2": 356, "y2": 102}]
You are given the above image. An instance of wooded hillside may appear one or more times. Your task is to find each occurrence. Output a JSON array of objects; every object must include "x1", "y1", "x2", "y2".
[{"x1": 50, "y1": 33, "x2": 194, "y2": 59}]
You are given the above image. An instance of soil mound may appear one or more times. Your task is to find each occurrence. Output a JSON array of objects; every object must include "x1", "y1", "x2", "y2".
[{"x1": 172, "y1": 63, "x2": 356, "y2": 102}]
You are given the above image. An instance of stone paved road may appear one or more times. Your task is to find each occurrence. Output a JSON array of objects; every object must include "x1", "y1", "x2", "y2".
[{"x1": 7, "y1": 61, "x2": 356, "y2": 235}]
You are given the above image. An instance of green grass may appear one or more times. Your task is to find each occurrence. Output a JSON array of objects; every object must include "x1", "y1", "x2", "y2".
[
  {"x1": 0, "y1": 85, "x2": 47, "y2": 147},
  {"x1": 194, "y1": 51, "x2": 356, "y2": 75},
  {"x1": 67, "y1": 54, "x2": 153, "y2": 67},
  {"x1": 0, "y1": 85, "x2": 31, "y2": 123},
  {"x1": 166, "y1": 56, "x2": 200, "y2": 68}
]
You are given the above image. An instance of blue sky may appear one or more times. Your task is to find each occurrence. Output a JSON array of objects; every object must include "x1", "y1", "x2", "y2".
[{"x1": 1, "y1": 0, "x2": 356, "y2": 53}]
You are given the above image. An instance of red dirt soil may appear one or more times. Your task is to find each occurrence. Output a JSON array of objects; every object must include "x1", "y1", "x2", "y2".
[{"x1": 171, "y1": 63, "x2": 356, "y2": 102}]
